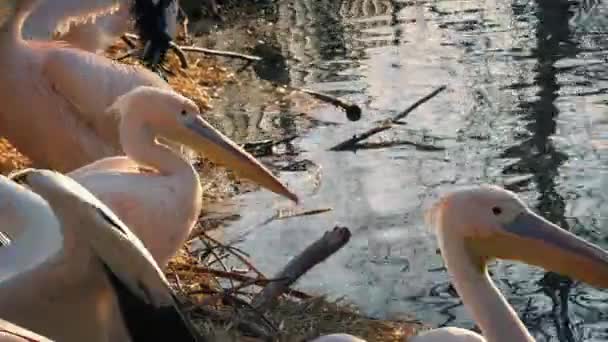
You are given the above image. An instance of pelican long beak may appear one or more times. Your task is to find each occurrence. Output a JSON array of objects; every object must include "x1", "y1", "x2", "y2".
[
  {"x1": 484, "y1": 210, "x2": 608, "y2": 288},
  {"x1": 182, "y1": 115, "x2": 298, "y2": 203}
]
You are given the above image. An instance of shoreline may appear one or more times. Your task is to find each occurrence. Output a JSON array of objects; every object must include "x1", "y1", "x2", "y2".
[{"x1": 0, "y1": 10, "x2": 427, "y2": 341}]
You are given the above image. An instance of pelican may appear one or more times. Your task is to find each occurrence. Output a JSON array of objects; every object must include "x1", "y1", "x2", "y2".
[
  {"x1": 310, "y1": 334, "x2": 366, "y2": 342},
  {"x1": 23, "y1": 0, "x2": 179, "y2": 63},
  {"x1": 311, "y1": 186, "x2": 608, "y2": 342},
  {"x1": 2, "y1": 168, "x2": 204, "y2": 341},
  {"x1": 0, "y1": 319, "x2": 52, "y2": 342},
  {"x1": 62, "y1": 86, "x2": 296, "y2": 266},
  {"x1": 0, "y1": 0, "x2": 182, "y2": 173}
]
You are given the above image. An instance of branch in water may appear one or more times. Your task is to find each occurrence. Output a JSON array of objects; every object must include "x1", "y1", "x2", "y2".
[
  {"x1": 329, "y1": 85, "x2": 447, "y2": 151},
  {"x1": 251, "y1": 226, "x2": 352, "y2": 311}
]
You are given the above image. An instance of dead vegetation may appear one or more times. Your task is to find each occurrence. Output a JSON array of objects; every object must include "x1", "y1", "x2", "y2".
[{"x1": 0, "y1": 35, "x2": 426, "y2": 341}]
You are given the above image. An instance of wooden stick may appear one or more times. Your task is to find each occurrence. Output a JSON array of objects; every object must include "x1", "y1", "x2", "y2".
[
  {"x1": 121, "y1": 33, "x2": 189, "y2": 68},
  {"x1": 251, "y1": 226, "x2": 352, "y2": 311},
  {"x1": 329, "y1": 85, "x2": 447, "y2": 151},
  {"x1": 178, "y1": 267, "x2": 312, "y2": 300},
  {"x1": 179, "y1": 45, "x2": 262, "y2": 62},
  {"x1": 391, "y1": 85, "x2": 447, "y2": 123},
  {"x1": 329, "y1": 123, "x2": 392, "y2": 151},
  {"x1": 295, "y1": 87, "x2": 362, "y2": 121}
]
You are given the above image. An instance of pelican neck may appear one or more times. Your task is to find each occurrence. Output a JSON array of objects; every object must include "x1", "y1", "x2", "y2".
[{"x1": 436, "y1": 229, "x2": 536, "y2": 342}]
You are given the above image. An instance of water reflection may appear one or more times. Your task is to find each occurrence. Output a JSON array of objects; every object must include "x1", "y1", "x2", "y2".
[
  {"x1": 0, "y1": 0, "x2": 606, "y2": 340},
  {"x1": 208, "y1": 0, "x2": 608, "y2": 340},
  {"x1": 213, "y1": 0, "x2": 608, "y2": 339},
  {"x1": 501, "y1": 0, "x2": 575, "y2": 340}
]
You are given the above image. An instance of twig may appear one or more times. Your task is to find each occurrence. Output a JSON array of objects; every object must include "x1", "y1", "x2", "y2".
[
  {"x1": 202, "y1": 238, "x2": 235, "y2": 289},
  {"x1": 275, "y1": 208, "x2": 333, "y2": 220},
  {"x1": 191, "y1": 306, "x2": 271, "y2": 339},
  {"x1": 329, "y1": 85, "x2": 447, "y2": 151},
  {"x1": 241, "y1": 135, "x2": 298, "y2": 157},
  {"x1": 122, "y1": 33, "x2": 189, "y2": 68},
  {"x1": 347, "y1": 140, "x2": 445, "y2": 151},
  {"x1": 251, "y1": 226, "x2": 352, "y2": 311},
  {"x1": 197, "y1": 278, "x2": 265, "y2": 307},
  {"x1": 179, "y1": 45, "x2": 262, "y2": 62},
  {"x1": 200, "y1": 232, "x2": 267, "y2": 280},
  {"x1": 329, "y1": 123, "x2": 392, "y2": 151},
  {"x1": 255, "y1": 208, "x2": 333, "y2": 229},
  {"x1": 224, "y1": 295, "x2": 278, "y2": 334},
  {"x1": 187, "y1": 267, "x2": 312, "y2": 300},
  {"x1": 294, "y1": 87, "x2": 362, "y2": 121},
  {"x1": 392, "y1": 85, "x2": 447, "y2": 123}
]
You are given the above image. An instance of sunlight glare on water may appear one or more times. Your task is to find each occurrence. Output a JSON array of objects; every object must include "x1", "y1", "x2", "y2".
[
  {"x1": 214, "y1": 1, "x2": 608, "y2": 341},
  {"x1": 1, "y1": 0, "x2": 606, "y2": 340}
]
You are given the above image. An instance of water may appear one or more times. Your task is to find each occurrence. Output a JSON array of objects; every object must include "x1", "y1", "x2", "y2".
[
  {"x1": 2, "y1": 0, "x2": 606, "y2": 340},
  {"x1": 201, "y1": 1, "x2": 608, "y2": 341}
]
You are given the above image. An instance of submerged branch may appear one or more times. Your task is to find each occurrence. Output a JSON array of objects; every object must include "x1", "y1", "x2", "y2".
[
  {"x1": 295, "y1": 87, "x2": 362, "y2": 121},
  {"x1": 252, "y1": 226, "x2": 352, "y2": 311},
  {"x1": 329, "y1": 85, "x2": 447, "y2": 151}
]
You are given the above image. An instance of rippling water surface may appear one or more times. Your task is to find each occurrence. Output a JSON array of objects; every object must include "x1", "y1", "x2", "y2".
[
  {"x1": 206, "y1": 1, "x2": 607, "y2": 341},
  {"x1": 3, "y1": 1, "x2": 607, "y2": 340}
]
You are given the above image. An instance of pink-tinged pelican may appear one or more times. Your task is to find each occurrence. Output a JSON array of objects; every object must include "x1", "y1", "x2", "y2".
[
  {"x1": 2, "y1": 169, "x2": 204, "y2": 341},
  {"x1": 0, "y1": 319, "x2": 53, "y2": 342},
  {"x1": 0, "y1": 0, "x2": 178, "y2": 173},
  {"x1": 310, "y1": 334, "x2": 366, "y2": 342},
  {"x1": 416, "y1": 185, "x2": 608, "y2": 341},
  {"x1": 312, "y1": 186, "x2": 608, "y2": 342},
  {"x1": 64, "y1": 86, "x2": 298, "y2": 266},
  {"x1": 23, "y1": 0, "x2": 180, "y2": 63}
]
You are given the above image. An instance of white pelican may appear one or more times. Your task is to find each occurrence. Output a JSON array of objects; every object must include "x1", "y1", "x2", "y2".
[
  {"x1": 2, "y1": 168, "x2": 204, "y2": 341},
  {"x1": 66, "y1": 86, "x2": 298, "y2": 266},
  {"x1": 23, "y1": 0, "x2": 180, "y2": 59},
  {"x1": 310, "y1": 334, "x2": 366, "y2": 342},
  {"x1": 0, "y1": 0, "x2": 183, "y2": 173},
  {"x1": 0, "y1": 319, "x2": 53, "y2": 342},
  {"x1": 312, "y1": 186, "x2": 608, "y2": 342}
]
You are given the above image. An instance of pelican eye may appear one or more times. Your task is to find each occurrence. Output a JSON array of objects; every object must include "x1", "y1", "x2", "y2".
[
  {"x1": 180, "y1": 110, "x2": 187, "y2": 116},
  {"x1": 492, "y1": 206, "x2": 502, "y2": 215}
]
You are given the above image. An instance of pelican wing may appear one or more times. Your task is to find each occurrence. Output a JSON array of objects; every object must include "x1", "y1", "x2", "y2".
[
  {"x1": 77, "y1": 187, "x2": 172, "y2": 306},
  {"x1": 41, "y1": 46, "x2": 169, "y2": 145},
  {"x1": 90, "y1": 204, "x2": 202, "y2": 342},
  {"x1": 0, "y1": 318, "x2": 53, "y2": 342},
  {"x1": 101, "y1": 263, "x2": 201, "y2": 342},
  {"x1": 23, "y1": 0, "x2": 121, "y2": 40},
  {"x1": 19, "y1": 169, "x2": 202, "y2": 341}
]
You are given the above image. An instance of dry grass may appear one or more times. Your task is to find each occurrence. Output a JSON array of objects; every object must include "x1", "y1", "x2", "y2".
[
  {"x1": 0, "y1": 36, "x2": 424, "y2": 341},
  {"x1": 0, "y1": 138, "x2": 31, "y2": 175}
]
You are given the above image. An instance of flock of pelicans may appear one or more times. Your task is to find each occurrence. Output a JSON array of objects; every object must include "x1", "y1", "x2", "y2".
[{"x1": 0, "y1": 0, "x2": 606, "y2": 341}]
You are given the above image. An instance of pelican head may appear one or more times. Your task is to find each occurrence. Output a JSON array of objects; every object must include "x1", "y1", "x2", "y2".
[
  {"x1": 112, "y1": 86, "x2": 298, "y2": 203},
  {"x1": 429, "y1": 185, "x2": 608, "y2": 287}
]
